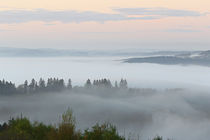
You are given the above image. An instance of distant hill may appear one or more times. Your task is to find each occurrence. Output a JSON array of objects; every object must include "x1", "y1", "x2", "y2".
[
  {"x1": 124, "y1": 50, "x2": 210, "y2": 67},
  {"x1": 0, "y1": 47, "x2": 90, "y2": 57},
  {"x1": 0, "y1": 47, "x2": 194, "y2": 57}
]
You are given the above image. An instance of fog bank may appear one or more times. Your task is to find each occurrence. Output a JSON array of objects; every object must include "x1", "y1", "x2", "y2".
[
  {"x1": 0, "y1": 89, "x2": 210, "y2": 140},
  {"x1": 0, "y1": 57, "x2": 210, "y2": 90}
]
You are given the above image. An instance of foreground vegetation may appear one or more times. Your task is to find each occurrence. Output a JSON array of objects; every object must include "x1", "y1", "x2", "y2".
[{"x1": 0, "y1": 109, "x2": 163, "y2": 140}]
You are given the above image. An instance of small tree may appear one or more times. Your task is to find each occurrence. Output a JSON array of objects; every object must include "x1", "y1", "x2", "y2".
[
  {"x1": 153, "y1": 136, "x2": 163, "y2": 140},
  {"x1": 39, "y1": 78, "x2": 46, "y2": 91},
  {"x1": 114, "y1": 81, "x2": 118, "y2": 88},
  {"x1": 85, "y1": 79, "x2": 92, "y2": 89},
  {"x1": 67, "y1": 79, "x2": 72, "y2": 90},
  {"x1": 47, "y1": 108, "x2": 79, "y2": 140},
  {"x1": 83, "y1": 123, "x2": 125, "y2": 140},
  {"x1": 29, "y1": 78, "x2": 36, "y2": 93},
  {"x1": 119, "y1": 79, "x2": 127, "y2": 89},
  {"x1": 23, "y1": 80, "x2": 28, "y2": 94}
]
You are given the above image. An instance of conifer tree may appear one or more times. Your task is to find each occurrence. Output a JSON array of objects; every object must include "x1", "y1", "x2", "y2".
[
  {"x1": 67, "y1": 79, "x2": 72, "y2": 90},
  {"x1": 85, "y1": 79, "x2": 92, "y2": 88}
]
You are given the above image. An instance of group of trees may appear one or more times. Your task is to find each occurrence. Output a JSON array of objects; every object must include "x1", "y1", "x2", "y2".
[
  {"x1": 0, "y1": 80, "x2": 16, "y2": 95},
  {"x1": 0, "y1": 78, "x2": 69, "y2": 95},
  {"x1": 86, "y1": 78, "x2": 127, "y2": 89},
  {"x1": 0, "y1": 109, "x2": 125, "y2": 140},
  {"x1": 0, "y1": 78, "x2": 128, "y2": 95},
  {"x1": 18, "y1": 78, "x2": 67, "y2": 94},
  {"x1": 0, "y1": 109, "x2": 163, "y2": 140}
]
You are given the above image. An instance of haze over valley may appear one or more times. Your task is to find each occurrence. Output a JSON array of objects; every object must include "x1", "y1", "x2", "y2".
[
  {"x1": 0, "y1": 54, "x2": 210, "y2": 139},
  {"x1": 0, "y1": 0, "x2": 210, "y2": 139}
]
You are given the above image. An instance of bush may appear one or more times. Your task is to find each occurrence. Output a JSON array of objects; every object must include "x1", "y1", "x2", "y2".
[
  {"x1": 153, "y1": 136, "x2": 162, "y2": 140},
  {"x1": 83, "y1": 123, "x2": 125, "y2": 140},
  {"x1": 0, "y1": 117, "x2": 53, "y2": 140}
]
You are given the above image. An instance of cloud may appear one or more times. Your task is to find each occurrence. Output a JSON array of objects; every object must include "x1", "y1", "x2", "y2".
[
  {"x1": 0, "y1": 29, "x2": 14, "y2": 32},
  {"x1": 0, "y1": 8, "x2": 205, "y2": 24},
  {"x1": 114, "y1": 7, "x2": 203, "y2": 17},
  {"x1": 164, "y1": 28, "x2": 201, "y2": 33},
  {"x1": 44, "y1": 23, "x2": 56, "y2": 26},
  {"x1": 0, "y1": 9, "x2": 156, "y2": 24}
]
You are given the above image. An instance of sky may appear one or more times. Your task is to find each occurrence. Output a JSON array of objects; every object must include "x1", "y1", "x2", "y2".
[{"x1": 0, "y1": 0, "x2": 210, "y2": 51}]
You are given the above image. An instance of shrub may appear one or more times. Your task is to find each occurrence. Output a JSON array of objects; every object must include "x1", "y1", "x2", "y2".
[{"x1": 83, "y1": 123, "x2": 125, "y2": 140}]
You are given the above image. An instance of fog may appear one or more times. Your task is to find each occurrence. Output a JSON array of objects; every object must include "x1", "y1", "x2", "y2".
[
  {"x1": 0, "y1": 89, "x2": 210, "y2": 140},
  {"x1": 0, "y1": 57, "x2": 210, "y2": 89},
  {"x1": 1, "y1": 57, "x2": 210, "y2": 139}
]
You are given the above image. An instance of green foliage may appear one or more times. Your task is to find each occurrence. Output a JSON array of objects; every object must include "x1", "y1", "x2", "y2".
[
  {"x1": 0, "y1": 117, "x2": 53, "y2": 140},
  {"x1": 32, "y1": 122, "x2": 54, "y2": 140},
  {"x1": 153, "y1": 136, "x2": 163, "y2": 140},
  {"x1": 83, "y1": 123, "x2": 125, "y2": 140},
  {"x1": 61, "y1": 108, "x2": 76, "y2": 128},
  {"x1": 0, "y1": 109, "x2": 163, "y2": 140},
  {"x1": 50, "y1": 108, "x2": 81, "y2": 140}
]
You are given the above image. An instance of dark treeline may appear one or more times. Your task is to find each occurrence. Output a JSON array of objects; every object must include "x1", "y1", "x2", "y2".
[
  {"x1": 0, "y1": 108, "x2": 163, "y2": 140},
  {"x1": 0, "y1": 78, "x2": 130, "y2": 95}
]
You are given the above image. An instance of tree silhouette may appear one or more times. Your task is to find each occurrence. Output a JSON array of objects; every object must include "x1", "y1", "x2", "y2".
[
  {"x1": 119, "y1": 79, "x2": 127, "y2": 89},
  {"x1": 67, "y1": 79, "x2": 72, "y2": 90},
  {"x1": 85, "y1": 79, "x2": 92, "y2": 88}
]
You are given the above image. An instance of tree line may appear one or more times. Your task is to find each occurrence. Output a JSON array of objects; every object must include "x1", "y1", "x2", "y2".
[{"x1": 0, "y1": 78, "x2": 128, "y2": 95}]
